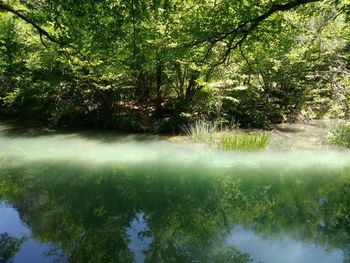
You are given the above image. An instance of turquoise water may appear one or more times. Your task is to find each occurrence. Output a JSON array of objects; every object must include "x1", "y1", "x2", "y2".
[{"x1": 0, "y1": 120, "x2": 350, "y2": 262}]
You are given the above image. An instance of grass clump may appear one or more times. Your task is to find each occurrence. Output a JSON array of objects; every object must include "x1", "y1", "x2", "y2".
[
  {"x1": 219, "y1": 133, "x2": 271, "y2": 151},
  {"x1": 183, "y1": 120, "x2": 218, "y2": 143},
  {"x1": 184, "y1": 119, "x2": 271, "y2": 151},
  {"x1": 328, "y1": 122, "x2": 350, "y2": 147}
]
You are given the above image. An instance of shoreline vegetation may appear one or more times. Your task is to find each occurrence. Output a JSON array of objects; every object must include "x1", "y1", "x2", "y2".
[
  {"x1": 182, "y1": 119, "x2": 350, "y2": 151},
  {"x1": 183, "y1": 119, "x2": 271, "y2": 151},
  {"x1": 328, "y1": 122, "x2": 350, "y2": 148}
]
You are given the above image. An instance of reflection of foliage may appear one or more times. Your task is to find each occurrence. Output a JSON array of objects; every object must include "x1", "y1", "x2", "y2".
[
  {"x1": 205, "y1": 247, "x2": 253, "y2": 263},
  {"x1": 0, "y1": 233, "x2": 24, "y2": 263},
  {"x1": 0, "y1": 159, "x2": 350, "y2": 262}
]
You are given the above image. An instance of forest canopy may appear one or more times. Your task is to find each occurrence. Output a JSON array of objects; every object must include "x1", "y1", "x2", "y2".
[{"x1": 0, "y1": 0, "x2": 349, "y2": 131}]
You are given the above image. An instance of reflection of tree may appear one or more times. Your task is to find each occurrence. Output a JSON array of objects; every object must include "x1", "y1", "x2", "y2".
[
  {"x1": 144, "y1": 242, "x2": 252, "y2": 263},
  {"x1": 0, "y1": 233, "x2": 24, "y2": 263},
  {"x1": 0, "y1": 160, "x2": 350, "y2": 262}
]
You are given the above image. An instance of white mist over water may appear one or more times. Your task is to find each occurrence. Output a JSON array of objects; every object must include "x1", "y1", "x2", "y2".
[{"x1": 1, "y1": 130, "x2": 350, "y2": 171}]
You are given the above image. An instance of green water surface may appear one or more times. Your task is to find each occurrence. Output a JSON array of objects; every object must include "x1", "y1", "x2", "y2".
[{"x1": 0, "y1": 120, "x2": 349, "y2": 263}]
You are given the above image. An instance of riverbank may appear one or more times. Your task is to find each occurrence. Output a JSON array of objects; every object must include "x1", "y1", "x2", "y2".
[
  {"x1": 1, "y1": 117, "x2": 348, "y2": 152},
  {"x1": 168, "y1": 119, "x2": 349, "y2": 151}
]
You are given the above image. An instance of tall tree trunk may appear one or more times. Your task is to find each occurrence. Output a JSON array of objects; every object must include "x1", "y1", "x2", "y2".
[{"x1": 155, "y1": 55, "x2": 163, "y2": 117}]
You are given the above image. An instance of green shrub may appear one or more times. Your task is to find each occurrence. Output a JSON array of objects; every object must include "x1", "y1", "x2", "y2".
[
  {"x1": 328, "y1": 122, "x2": 350, "y2": 147},
  {"x1": 109, "y1": 113, "x2": 143, "y2": 132},
  {"x1": 219, "y1": 133, "x2": 271, "y2": 151}
]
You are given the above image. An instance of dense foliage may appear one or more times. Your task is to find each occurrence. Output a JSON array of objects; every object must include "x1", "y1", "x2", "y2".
[{"x1": 0, "y1": 0, "x2": 349, "y2": 131}]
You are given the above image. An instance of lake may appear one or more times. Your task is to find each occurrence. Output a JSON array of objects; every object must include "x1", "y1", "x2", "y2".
[{"x1": 0, "y1": 120, "x2": 349, "y2": 263}]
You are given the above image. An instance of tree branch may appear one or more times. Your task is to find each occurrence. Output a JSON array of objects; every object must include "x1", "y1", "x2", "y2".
[
  {"x1": 200, "y1": 0, "x2": 323, "y2": 64},
  {"x1": 0, "y1": 1, "x2": 62, "y2": 45}
]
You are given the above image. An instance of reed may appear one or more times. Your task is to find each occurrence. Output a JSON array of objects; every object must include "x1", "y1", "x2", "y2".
[
  {"x1": 219, "y1": 133, "x2": 271, "y2": 151},
  {"x1": 183, "y1": 120, "x2": 218, "y2": 143},
  {"x1": 328, "y1": 122, "x2": 350, "y2": 148}
]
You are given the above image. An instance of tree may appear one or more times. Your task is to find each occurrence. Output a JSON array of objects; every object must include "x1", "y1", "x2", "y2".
[{"x1": 0, "y1": 0, "x2": 348, "y2": 131}]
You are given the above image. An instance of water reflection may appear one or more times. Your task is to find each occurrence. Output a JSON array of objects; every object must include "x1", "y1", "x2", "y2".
[
  {"x1": 127, "y1": 213, "x2": 153, "y2": 262},
  {"x1": 0, "y1": 203, "x2": 64, "y2": 263},
  {"x1": 226, "y1": 225, "x2": 343, "y2": 263},
  {"x1": 0, "y1": 121, "x2": 349, "y2": 262},
  {"x1": 1, "y1": 159, "x2": 349, "y2": 262}
]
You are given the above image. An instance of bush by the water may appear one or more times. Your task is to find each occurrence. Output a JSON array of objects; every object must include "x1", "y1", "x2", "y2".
[{"x1": 329, "y1": 122, "x2": 350, "y2": 148}]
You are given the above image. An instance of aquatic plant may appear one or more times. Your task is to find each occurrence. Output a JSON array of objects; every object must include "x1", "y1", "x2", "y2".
[
  {"x1": 328, "y1": 122, "x2": 350, "y2": 148},
  {"x1": 183, "y1": 120, "x2": 218, "y2": 143},
  {"x1": 268, "y1": 137, "x2": 294, "y2": 151},
  {"x1": 184, "y1": 120, "x2": 271, "y2": 151},
  {"x1": 219, "y1": 133, "x2": 271, "y2": 151}
]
